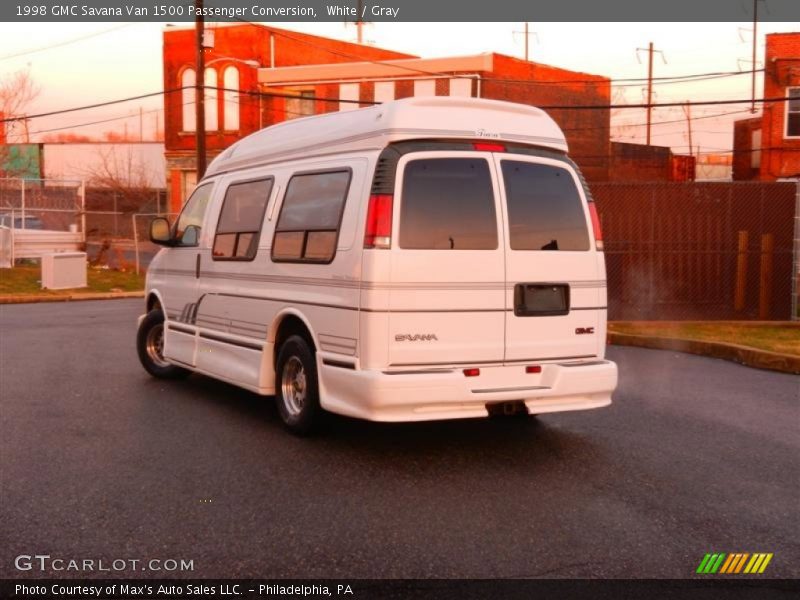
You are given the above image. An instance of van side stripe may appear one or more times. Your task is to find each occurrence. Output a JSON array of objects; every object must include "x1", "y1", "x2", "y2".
[{"x1": 152, "y1": 268, "x2": 606, "y2": 291}]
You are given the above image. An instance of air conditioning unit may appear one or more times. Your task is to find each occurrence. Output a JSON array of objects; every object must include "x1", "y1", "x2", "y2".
[{"x1": 41, "y1": 252, "x2": 87, "y2": 290}]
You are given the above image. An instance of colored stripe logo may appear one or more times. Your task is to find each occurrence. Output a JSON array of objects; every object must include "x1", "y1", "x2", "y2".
[{"x1": 696, "y1": 553, "x2": 773, "y2": 574}]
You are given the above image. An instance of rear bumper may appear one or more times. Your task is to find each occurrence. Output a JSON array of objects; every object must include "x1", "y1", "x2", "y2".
[{"x1": 318, "y1": 358, "x2": 617, "y2": 422}]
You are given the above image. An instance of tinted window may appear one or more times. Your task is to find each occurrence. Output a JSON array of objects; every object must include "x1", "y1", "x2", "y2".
[
  {"x1": 501, "y1": 161, "x2": 590, "y2": 251},
  {"x1": 174, "y1": 183, "x2": 213, "y2": 246},
  {"x1": 399, "y1": 158, "x2": 497, "y2": 250},
  {"x1": 212, "y1": 178, "x2": 273, "y2": 260},
  {"x1": 272, "y1": 170, "x2": 350, "y2": 263}
]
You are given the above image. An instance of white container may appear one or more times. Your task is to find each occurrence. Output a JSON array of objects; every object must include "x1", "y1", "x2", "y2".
[{"x1": 41, "y1": 252, "x2": 87, "y2": 290}]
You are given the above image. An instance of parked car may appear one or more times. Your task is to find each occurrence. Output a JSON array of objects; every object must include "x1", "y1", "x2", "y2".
[
  {"x1": 137, "y1": 97, "x2": 617, "y2": 433},
  {"x1": 0, "y1": 213, "x2": 45, "y2": 230}
]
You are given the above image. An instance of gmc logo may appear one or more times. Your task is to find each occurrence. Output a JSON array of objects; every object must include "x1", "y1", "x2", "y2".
[{"x1": 575, "y1": 327, "x2": 595, "y2": 335}]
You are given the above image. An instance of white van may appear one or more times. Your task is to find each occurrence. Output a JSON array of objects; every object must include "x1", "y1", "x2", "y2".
[{"x1": 137, "y1": 97, "x2": 617, "y2": 433}]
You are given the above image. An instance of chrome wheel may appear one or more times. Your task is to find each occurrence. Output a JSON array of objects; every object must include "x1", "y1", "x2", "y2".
[
  {"x1": 145, "y1": 323, "x2": 169, "y2": 368},
  {"x1": 281, "y1": 356, "x2": 306, "y2": 417}
]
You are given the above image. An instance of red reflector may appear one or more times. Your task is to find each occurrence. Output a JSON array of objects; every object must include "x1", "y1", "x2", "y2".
[
  {"x1": 463, "y1": 368, "x2": 480, "y2": 377},
  {"x1": 364, "y1": 194, "x2": 393, "y2": 249},
  {"x1": 472, "y1": 142, "x2": 506, "y2": 152},
  {"x1": 587, "y1": 202, "x2": 603, "y2": 250},
  {"x1": 526, "y1": 365, "x2": 542, "y2": 374}
]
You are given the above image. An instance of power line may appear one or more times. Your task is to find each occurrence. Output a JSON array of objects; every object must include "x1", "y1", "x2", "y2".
[
  {"x1": 0, "y1": 24, "x2": 132, "y2": 61},
  {"x1": 239, "y1": 19, "x2": 764, "y2": 88}
]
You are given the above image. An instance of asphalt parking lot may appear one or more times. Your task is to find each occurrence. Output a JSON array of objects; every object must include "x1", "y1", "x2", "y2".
[{"x1": 1, "y1": 299, "x2": 798, "y2": 579}]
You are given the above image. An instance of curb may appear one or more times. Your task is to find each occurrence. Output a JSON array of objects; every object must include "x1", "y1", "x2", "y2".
[
  {"x1": 0, "y1": 291, "x2": 144, "y2": 304},
  {"x1": 608, "y1": 332, "x2": 800, "y2": 375}
]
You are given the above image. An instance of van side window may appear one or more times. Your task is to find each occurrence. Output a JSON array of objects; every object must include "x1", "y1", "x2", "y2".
[
  {"x1": 501, "y1": 161, "x2": 590, "y2": 251},
  {"x1": 272, "y1": 170, "x2": 351, "y2": 263},
  {"x1": 399, "y1": 158, "x2": 497, "y2": 250},
  {"x1": 212, "y1": 178, "x2": 273, "y2": 261},
  {"x1": 173, "y1": 183, "x2": 213, "y2": 247}
]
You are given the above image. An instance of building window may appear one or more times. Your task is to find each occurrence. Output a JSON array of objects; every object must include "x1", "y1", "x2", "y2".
[
  {"x1": 205, "y1": 68, "x2": 218, "y2": 131},
  {"x1": 285, "y1": 89, "x2": 315, "y2": 120},
  {"x1": 181, "y1": 68, "x2": 196, "y2": 132},
  {"x1": 413, "y1": 79, "x2": 436, "y2": 97},
  {"x1": 339, "y1": 83, "x2": 359, "y2": 111},
  {"x1": 374, "y1": 81, "x2": 395, "y2": 103},
  {"x1": 223, "y1": 66, "x2": 240, "y2": 131},
  {"x1": 449, "y1": 78, "x2": 472, "y2": 98},
  {"x1": 213, "y1": 178, "x2": 273, "y2": 261},
  {"x1": 787, "y1": 88, "x2": 800, "y2": 138},
  {"x1": 272, "y1": 170, "x2": 351, "y2": 263}
]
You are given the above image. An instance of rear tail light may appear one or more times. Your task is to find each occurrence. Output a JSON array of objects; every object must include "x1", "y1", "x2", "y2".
[
  {"x1": 472, "y1": 142, "x2": 506, "y2": 152},
  {"x1": 364, "y1": 194, "x2": 393, "y2": 249},
  {"x1": 588, "y1": 202, "x2": 603, "y2": 251},
  {"x1": 463, "y1": 368, "x2": 480, "y2": 377}
]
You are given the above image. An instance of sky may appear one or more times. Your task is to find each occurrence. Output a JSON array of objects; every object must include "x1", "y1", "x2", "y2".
[{"x1": 1, "y1": 20, "x2": 798, "y2": 154}]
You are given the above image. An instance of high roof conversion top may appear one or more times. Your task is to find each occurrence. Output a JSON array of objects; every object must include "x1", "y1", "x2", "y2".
[{"x1": 204, "y1": 97, "x2": 568, "y2": 179}]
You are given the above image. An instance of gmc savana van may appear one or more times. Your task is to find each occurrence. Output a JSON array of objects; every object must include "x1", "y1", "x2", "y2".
[{"x1": 137, "y1": 97, "x2": 617, "y2": 433}]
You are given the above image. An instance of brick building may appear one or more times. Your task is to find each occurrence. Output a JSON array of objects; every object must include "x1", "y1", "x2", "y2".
[
  {"x1": 733, "y1": 32, "x2": 800, "y2": 180},
  {"x1": 163, "y1": 23, "x2": 412, "y2": 209}
]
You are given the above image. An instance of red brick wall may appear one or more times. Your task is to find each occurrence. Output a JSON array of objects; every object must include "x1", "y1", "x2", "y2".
[
  {"x1": 609, "y1": 142, "x2": 673, "y2": 181},
  {"x1": 760, "y1": 32, "x2": 800, "y2": 180},
  {"x1": 480, "y1": 55, "x2": 611, "y2": 181}
]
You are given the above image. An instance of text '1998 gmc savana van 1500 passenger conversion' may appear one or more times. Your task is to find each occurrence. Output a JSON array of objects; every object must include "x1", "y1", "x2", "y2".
[{"x1": 137, "y1": 97, "x2": 618, "y2": 434}]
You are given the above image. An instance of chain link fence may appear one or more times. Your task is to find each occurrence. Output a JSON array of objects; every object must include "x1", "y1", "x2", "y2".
[
  {"x1": 0, "y1": 177, "x2": 85, "y2": 232},
  {"x1": 592, "y1": 181, "x2": 797, "y2": 321}
]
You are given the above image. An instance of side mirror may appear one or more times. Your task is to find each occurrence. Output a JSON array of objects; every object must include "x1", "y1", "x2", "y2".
[{"x1": 149, "y1": 217, "x2": 173, "y2": 246}]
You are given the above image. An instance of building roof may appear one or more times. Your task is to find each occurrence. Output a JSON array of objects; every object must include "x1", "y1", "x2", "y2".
[{"x1": 204, "y1": 96, "x2": 568, "y2": 179}]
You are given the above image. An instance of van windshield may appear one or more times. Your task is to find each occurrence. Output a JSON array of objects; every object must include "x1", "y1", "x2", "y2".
[{"x1": 501, "y1": 161, "x2": 590, "y2": 251}]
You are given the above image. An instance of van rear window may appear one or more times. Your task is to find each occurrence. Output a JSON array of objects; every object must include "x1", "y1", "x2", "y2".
[
  {"x1": 399, "y1": 158, "x2": 497, "y2": 250},
  {"x1": 501, "y1": 161, "x2": 590, "y2": 251}
]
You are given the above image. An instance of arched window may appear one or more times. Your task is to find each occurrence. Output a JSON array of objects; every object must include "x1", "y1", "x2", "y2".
[
  {"x1": 204, "y1": 67, "x2": 218, "y2": 131},
  {"x1": 223, "y1": 66, "x2": 240, "y2": 131},
  {"x1": 181, "y1": 68, "x2": 196, "y2": 132}
]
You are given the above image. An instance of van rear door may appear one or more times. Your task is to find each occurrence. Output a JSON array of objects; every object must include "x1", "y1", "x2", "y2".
[
  {"x1": 495, "y1": 155, "x2": 603, "y2": 362},
  {"x1": 387, "y1": 152, "x2": 506, "y2": 367}
]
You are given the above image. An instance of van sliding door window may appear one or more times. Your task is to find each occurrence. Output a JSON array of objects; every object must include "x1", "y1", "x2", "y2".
[
  {"x1": 173, "y1": 183, "x2": 213, "y2": 247},
  {"x1": 272, "y1": 169, "x2": 351, "y2": 263},
  {"x1": 501, "y1": 161, "x2": 590, "y2": 251},
  {"x1": 399, "y1": 158, "x2": 497, "y2": 250},
  {"x1": 212, "y1": 178, "x2": 273, "y2": 261}
]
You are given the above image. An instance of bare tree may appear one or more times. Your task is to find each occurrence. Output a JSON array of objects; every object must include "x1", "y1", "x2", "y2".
[
  {"x1": 1, "y1": 69, "x2": 39, "y2": 143},
  {"x1": 82, "y1": 144, "x2": 155, "y2": 199},
  {"x1": 0, "y1": 69, "x2": 40, "y2": 178}
]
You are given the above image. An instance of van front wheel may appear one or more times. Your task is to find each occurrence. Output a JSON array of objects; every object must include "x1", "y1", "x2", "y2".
[
  {"x1": 276, "y1": 335, "x2": 322, "y2": 435},
  {"x1": 136, "y1": 310, "x2": 191, "y2": 380}
]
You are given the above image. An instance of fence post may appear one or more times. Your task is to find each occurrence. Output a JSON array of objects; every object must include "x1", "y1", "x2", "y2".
[
  {"x1": 80, "y1": 180, "x2": 86, "y2": 236},
  {"x1": 758, "y1": 233, "x2": 774, "y2": 320},
  {"x1": 734, "y1": 230, "x2": 749, "y2": 312},
  {"x1": 793, "y1": 182, "x2": 800, "y2": 321},
  {"x1": 20, "y1": 178, "x2": 26, "y2": 229},
  {"x1": 133, "y1": 214, "x2": 140, "y2": 276}
]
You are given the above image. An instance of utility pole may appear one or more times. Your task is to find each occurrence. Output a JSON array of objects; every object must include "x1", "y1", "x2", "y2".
[
  {"x1": 751, "y1": 0, "x2": 758, "y2": 113},
  {"x1": 513, "y1": 23, "x2": 538, "y2": 62},
  {"x1": 356, "y1": 0, "x2": 364, "y2": 44},
  {"x1": 195, "y1": 0, "x2": 207, "y2": 180},
  {"x1": 636, "y1": 42, "x2": 666, "y2": 146},
  {"x1": 139, "y1": 106, "x2": 143, "y2": 142},
  {"x1": 683, "y1": 101, "x2": 693, "y2": 157}
]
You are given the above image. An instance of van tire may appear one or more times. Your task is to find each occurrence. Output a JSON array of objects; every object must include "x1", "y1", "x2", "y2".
[
  {"x1": 136, "y1": 309, "x2": 191, "y2": 380},
  {"x1": 276, "y1": 335, "x2": 322, "y2": 435}
]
